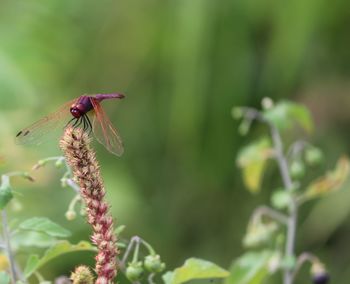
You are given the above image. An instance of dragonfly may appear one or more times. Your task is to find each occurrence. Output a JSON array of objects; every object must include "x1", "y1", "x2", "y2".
[{"x1": 16, "y1": 93, "x2": 125, "y2": 156}]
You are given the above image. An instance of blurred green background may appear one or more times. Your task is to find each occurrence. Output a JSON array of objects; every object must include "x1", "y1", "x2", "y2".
[{"x1": 1, "y1": 0, "x2": 350, "y2": 283}]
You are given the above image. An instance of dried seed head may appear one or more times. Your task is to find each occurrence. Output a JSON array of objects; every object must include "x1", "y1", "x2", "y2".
[{"x1": 61, "y1": 127, "x2": 118, "y2": 283}]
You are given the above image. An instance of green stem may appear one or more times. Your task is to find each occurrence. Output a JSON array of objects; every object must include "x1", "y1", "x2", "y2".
[{"x1": 1, "y1": 210, "x2": 16, "y2": 283}]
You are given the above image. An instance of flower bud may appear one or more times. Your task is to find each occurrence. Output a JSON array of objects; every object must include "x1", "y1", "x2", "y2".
[
  {"x1": 305, "y1": 147, "x2": 323, "y2": 166},
  {"x1": 311, "y1": 262, "x2": 329, "y2": 284},
  {"x1": 65, "y1": 210, "x2": 77, "y2": 221},
  {"x1": 290, "y1": 160, "x2": 305, "y2": 179},
  {"x1": 70, "y1": 265, "x2": 94, "y2": 284},
  {"x1": 126, "y1": 262, "x2": 144, "y2": 281},
  {"x1": 144, "y1": 254, "x2": 166, "y2": 273}
]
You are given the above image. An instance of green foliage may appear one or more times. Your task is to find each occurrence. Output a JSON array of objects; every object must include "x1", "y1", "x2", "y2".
[
  {"x1": 243, "y1": 222, "x2": 279, "y2": 248},
  {"x1": 234, "y1": 99, "x2": 349, "y2": 284},
  {"x1": 262, "y1": 101, "x2": 313, "y2": 133},
  {"x1": 236, "y1": 137, "x2": 273, "y2": 193},
  {"x1": 162, "y1": 258, "x2": 229, "y2": 284},
  {"x1": 13, "y1": 231, "x2": 57, "y2": 248},
  {"x1": 19, "y1": 217, "x2": 71, "y2": 238},
  {"x1": 24, "y1": 241, "x2": 96, "y2": 278},
  {"x1": 299, "y1": 156, "x2": 350, "y2": 203},
  {"x1": 0, "y1": 176, "x2": 13, "y2": 210},
  {"x1": 224, "y1": 251, "x2": 273, "y2": 284},
  {"x1": 0, "y1": 272, "x2": 10, "y2": 284}
]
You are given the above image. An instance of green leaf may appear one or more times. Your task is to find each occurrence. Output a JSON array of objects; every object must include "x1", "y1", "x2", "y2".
[
  {"x1": 0, "y1": 176, "x2": 13, "y2": 210},
  {"x1": 0, "y1": 272, "x2": 10, "y2": 284},
  {"x1": 243, "y1": 222, "x2": 279, "y2": 248},
  {"x1": 224, "y1": 251, "x2": 273, "y2": 284},
  {"x1": 19, "y1": 217, "x2": 71, "y2": 238},
  {"x1": 24, "y1": 255, "x2": 40, "y2": 278},
  {"x1": 24, "y1": 241, "x2": 96, "y2": 278},
  {"x1": 299, "y1": 156, "x2": 350, "y2": 203},
  {"x1": 162, "y1": 258, "x2": 229, "y2": 284},
  {"x1": 263, "y1": 101, "x2": 313, "y2": 133},
  {"x1": 271, "y1": 190, "x2": 293, "y2": 209},
  {"x1": 237, "y1": 138, "x2": 273, "y2": 193},
  {"x1": 114, "y1": 224, "x2": 126, "y2": 235},
  {"x1": 12, "y1": 231, "x2": 57, "y2": 248}
]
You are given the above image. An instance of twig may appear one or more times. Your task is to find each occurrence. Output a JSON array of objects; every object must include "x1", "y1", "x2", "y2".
[
  {"x1": 291, "y1": 252, "x2": 318, "y2": 282},
  {"x1": 252, "y1": 206, "x2": 289, "y2": 225}
]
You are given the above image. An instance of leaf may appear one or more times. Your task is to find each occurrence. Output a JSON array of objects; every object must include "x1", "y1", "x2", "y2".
[
  {"x1": 162, "y1": 258, "x2": 229, "y2": 284},
  {"x1": 12, "y1": 231, "x2": 57, "y2": 248},
  {"x1": 0, "y1": 176, "x2": 13, "y2": 210},
  {"x1": 300, "y1": 156, "x2": 350, "y2": 203},
  {"x1": 19, "y1": 217, "x2": 71, "y2": 238},
  {"x1": 24, "y1": 255, "x2": 40, "y2": 278},
  {"x1": 224, "y1": 251, "x2": 273, "y2": 284},
  {"x1": 263, "y1": 101, "x2": 313, "y2": 133},
  {"x1": 237, "y1": 138, "x2": 273, "y2": 193},
  {"x1": 0, "y1": 272, "x2": 10, "y2": 284},
  {"x1": 243, "y1": 222, "x2": 279, "y2": 248},
  {"x1": 24, "y1": 241, "x2": 96, "y2": 278}
]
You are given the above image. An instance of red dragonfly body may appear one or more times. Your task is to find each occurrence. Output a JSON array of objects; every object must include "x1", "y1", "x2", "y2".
[{"x1": 16, "y1": 93, "x2": 125, "y2": 156}]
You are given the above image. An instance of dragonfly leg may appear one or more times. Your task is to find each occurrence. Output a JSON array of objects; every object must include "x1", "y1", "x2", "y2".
[
  {"x1": 71, "y1": 117, "x2": 81, "y2": 128},
  {"x1": 65, "y1": 117, "x2": 76, "y2": 128},
  {"x1": 85, "y1": 115, "x2": 93, "y2": 135},
  {"x1": 81, "y1": 115, "x2": 86, "y2": 132}
]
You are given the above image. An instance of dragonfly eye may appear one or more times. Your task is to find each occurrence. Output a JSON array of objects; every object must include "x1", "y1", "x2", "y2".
[{"x1": 70, "y1": 107, "x2": 82, "y2": 118}]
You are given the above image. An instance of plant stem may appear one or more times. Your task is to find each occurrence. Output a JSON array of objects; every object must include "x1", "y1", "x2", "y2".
[
  {"x1": 241, "y1": 107, "x2": 299, "y2": 284},
  {"x1": 1, "y1": 210, "x2": 16, "y2": 283},
  {"x1": 121, "y1": 236, "x2": 141, "y2": 265},
  {"x1": 252, "y1": 206, "x2": 289, "y2": 225},
  {"x1": 291, "y1": 252, "x2": 318, "y2": 281},
  {"x1": 269, "y1": 124, "x2": 297, "y2": 284}
]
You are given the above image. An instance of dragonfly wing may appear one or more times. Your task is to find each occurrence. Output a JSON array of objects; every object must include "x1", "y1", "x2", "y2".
[
  {"x1": 15, "y1": 99, "x2": 77, "y2": 145},
  {"x1": 90, "y1": 97, "x2": 124, "y2": 156}
]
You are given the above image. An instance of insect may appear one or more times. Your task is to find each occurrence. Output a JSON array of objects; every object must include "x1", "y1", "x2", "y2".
[{"x1": 16, "y1": 94, "x2": 125, "y2": 156}]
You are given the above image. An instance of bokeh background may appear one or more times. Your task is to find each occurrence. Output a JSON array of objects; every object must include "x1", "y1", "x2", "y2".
[{"x1": 1, "y1": 0, "x2": 350, "y2": 283}]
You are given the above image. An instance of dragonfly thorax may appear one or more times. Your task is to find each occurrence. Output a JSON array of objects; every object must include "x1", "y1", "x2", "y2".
[{"x1": 70, "y1": 96, "x2": 94, "y2": 118}]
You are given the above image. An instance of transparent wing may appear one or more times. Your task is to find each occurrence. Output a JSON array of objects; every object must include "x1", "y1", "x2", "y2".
[
  {"x1": 90, "y1": 97, "x2": 124, "y2": 156},
  {"x1": 15, "y1": 99, "x2": 77, "y2": 145}
]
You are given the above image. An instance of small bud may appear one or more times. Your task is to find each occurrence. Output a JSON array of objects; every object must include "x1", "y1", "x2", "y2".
[
  {"x1": 70, "y1": 265, "x2": 94, "y2": 284},
  {"x1": 290, "y1": 160, "x2": 305, "y2": 179},
  {"x1": 261, "y1": 97, "x2": 274, "y2": 110},
  {"x1": 305, "y1": 147, "x2": 323, "y2": 166},
  {"x1": 126, "y1": 262, "x2": 144, "y2": 282},
  {"x1": 65, "y1": 210, "x2": 77, "y2": 221},
  {"x1": 144, "y1": 254, "x2": 166, "y2": 273},
  {"x1": 231, "y1": 107, "x2": 244, "y2": 119},
  {"x1": 311, "y1": 262, "x2": 329, "y2": 284},
  {"x1": 55, "y1": 159, "x2": 64, "y2": 168}
]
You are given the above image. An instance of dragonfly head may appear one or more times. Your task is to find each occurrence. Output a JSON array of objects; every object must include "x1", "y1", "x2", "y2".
[{"x1": 70, "y1": 104, "x2": 84, "y2": 118}]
